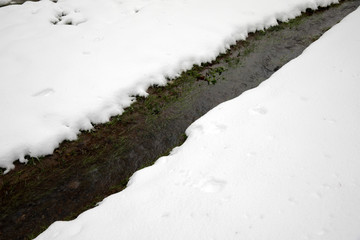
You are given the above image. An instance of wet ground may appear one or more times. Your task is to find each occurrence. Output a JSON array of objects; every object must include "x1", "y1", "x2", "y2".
[{"x1": 1, "y1": 1, "x2": 360, "y2": 239}]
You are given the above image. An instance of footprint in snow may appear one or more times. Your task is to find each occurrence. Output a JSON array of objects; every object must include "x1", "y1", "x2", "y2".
[
  {"x1": 198, "y1": 178, "x2": 227, "y2": 193},
  {"x1": 32, "y1": 88, "x2": 55, "y2": 97},
  {"x1": 249, "y1": 105, "x2": 268, "y2": 115}
]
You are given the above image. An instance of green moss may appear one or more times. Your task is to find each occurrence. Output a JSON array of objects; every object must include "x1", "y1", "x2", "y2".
[{"x1": 286, "y1": 16, "x2": 303, "y2": 28}]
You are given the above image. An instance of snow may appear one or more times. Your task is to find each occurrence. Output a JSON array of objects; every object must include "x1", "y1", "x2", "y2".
[
  {"x1": 35, "y1": 6, "x2": 360, "y2": 240},
  {"x1": 0, "y1": 0, "x2": 11, "y2": 7},
  {"x1": 0, "y1": 0, "x2": 340, "y2": 173}
]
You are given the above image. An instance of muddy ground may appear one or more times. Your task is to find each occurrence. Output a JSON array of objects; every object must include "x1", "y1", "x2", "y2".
[{"x1": 1, "y1": 1, "x2": 360, "y2": 239}]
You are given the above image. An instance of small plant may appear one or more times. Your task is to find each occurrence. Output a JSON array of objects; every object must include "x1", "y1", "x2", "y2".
[
  {"x1": 195, "y1": 66, "x2": 226, "y2": 85},
  {"x1": 268, "y1": 23, "x2": 285, "y2": 32},
  {"x1": 243, "y1": 44, "x2": 255, "y2": 56},
  {"x1": 27, "y1": 157, "x2": 40, "y2": 166}
]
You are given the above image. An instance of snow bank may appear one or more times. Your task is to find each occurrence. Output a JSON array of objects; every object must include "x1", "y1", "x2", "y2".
[
  {"x1": 0, "y1": 0, "x2": 339, "y2": 172},
  {"x1": 0, "y1": 0, "x2": 11, "y2": 7},
  {"x1": 35, "y1": 5, "x2": 360, "y2": 240}
]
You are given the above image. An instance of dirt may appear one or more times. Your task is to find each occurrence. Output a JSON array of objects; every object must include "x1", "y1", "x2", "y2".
[{"x1": 1, "y1": 1, "x2": 360, "y2": 239}]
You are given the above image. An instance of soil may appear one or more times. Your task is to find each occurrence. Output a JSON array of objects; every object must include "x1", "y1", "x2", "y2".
[{"x1": 1, "y1": 1, "x2": 360, "y2": 239}]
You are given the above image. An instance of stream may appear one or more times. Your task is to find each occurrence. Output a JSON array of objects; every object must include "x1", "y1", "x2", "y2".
[{"x1": 1, "y1": 1, "x2": 359, "y2": 239}]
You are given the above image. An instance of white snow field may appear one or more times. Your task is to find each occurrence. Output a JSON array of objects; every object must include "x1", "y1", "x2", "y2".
[
  {"x1": 36, "y1": 6, "x2": 360, "y2": 240},
  {"x1": 0, "y1": 0, "x2": 340, "y2": 173}
]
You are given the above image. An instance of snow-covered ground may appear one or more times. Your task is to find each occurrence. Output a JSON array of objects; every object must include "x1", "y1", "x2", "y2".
[
  {"x1": 35, "y1": 5, "x2": 360, "y2": 240},
  {"x1": 0, "y1": 0, "x2": 340, "y2": 173},
  {"x1": 0, "y1": 0, "x2": 11, "y2": 7}
]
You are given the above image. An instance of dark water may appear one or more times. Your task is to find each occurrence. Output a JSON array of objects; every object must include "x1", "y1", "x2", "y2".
[{"x1": 1, "y1": 1, "x2": 359, "y2": 239}]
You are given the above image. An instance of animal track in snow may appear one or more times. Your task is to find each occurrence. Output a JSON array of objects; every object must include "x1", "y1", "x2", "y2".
[
  {"x1": 198, "y1": 178, "x2": 227, "y2": 193},
  {"x1": 250, "y1": 105, "x2": 268, "y2": 115},
  {"x1": 323, "y1": 117, "x2": 336, "y2": 124},
  {"x1": 173, "y1": 170, "x2": 227, "y2": 193},
  {"x1": 32, "y1": 88, "x2": 55, "y2": 97}
]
